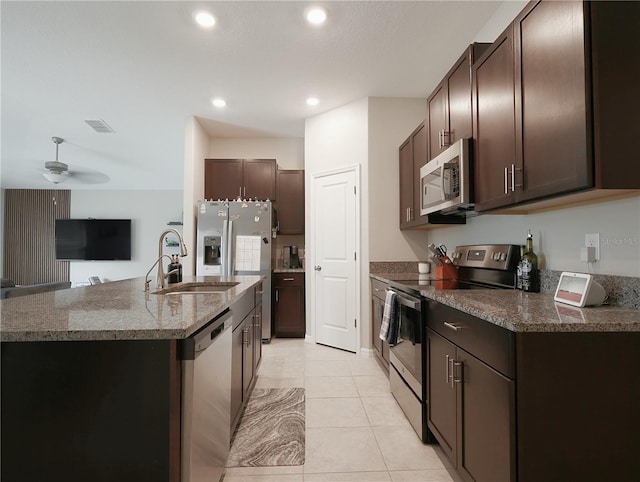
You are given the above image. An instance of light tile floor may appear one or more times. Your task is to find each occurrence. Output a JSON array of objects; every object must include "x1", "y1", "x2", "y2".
[{"x1": 224, "y1": 339, "x2": 456, "y2": 482}]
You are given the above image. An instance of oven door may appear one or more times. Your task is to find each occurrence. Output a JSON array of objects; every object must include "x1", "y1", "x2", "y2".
[{"x1": 389, "y1": 292, "x2": 423, "y2": 397}]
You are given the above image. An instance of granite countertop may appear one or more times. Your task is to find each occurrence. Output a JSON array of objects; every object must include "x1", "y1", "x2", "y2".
[
  {"x1": 273, "y1": 268, "x2": 304, "y2": 273},
  {"x1": 0, "y1": 275, "x2": 263, "y2": 342},
  {"x1": 371, "y1": 273, "x2": 640, "y2": 333}
]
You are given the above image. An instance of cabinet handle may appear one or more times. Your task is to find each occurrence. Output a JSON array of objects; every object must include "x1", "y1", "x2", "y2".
[
  {"x1": 243, "y1": 186, "x2": 246, "y2": 197},
  {"x1": 275, "y1": 289, "x2": 279, "y2": 302},
  {"x1": 256, "y1": 290, "x2": 264, "y2": 295},
  {"x1": 504, "y1": 167, "x2": 509, "y2": 194},
  {"x1": 443, "y1": 321, "x2": 462, "y2": 331},
  {"x1": 239, "y1": 187, "x2": 242, "y2": 197},
  {"x1": 442, "y1": 129, "x2": 450, "y2": 148},
  {"x1": 283, "y1": 277, "x2": 295, "y2": 281},
  {"x1": 453, "y1": 361, "x2": 463, "y2": 385},
  {"x1": 449, "y1": 356, "x2": 455, "y2": 388},
  {"x1": 446, "y1": 354, "x2": 451, "y2": 384},
  {"x1": 242, "y1": 328, "x2": 249, "y2": 346},
  {"x1": 512, "y1": 164, "x2": 523, "y2": 191},
  {"x1": 409, "y1": 208, "x2": 413, "y2": 221}
]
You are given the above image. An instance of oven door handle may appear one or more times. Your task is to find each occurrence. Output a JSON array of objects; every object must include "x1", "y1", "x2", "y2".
[{"x1": 390, "y1": 291, "x2": 420, "y2": 310}]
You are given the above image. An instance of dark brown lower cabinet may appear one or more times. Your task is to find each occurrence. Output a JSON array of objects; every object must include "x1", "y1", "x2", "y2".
[
  {"x1": 273, "y1": 273, "x2": 305, "y2": 337},
  {"x1": 1, "y1": 340, "x2": 182, "y2": 482},
  {"x1": 371, "y1": 278, "x2": 390, "y2": 369},
  {"x1": 231, "y1": 285, "x2": 262, "y2": 433},
  {"x1": 427, "y1": 328, "x2": 515, "y2": 482},
  {"x1": 427, "y1": 300, "x2": 640, "y2": 482}
]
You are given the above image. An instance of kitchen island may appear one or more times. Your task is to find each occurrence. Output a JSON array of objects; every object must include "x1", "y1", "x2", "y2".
[
  {"x1": 372, "y1": 273, "x2": 640, "y2": 482},
  {"x1": 1, "y1": 275, "x2": 263, "y2": 482}
]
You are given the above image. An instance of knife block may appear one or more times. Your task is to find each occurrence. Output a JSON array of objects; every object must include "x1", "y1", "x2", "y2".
[{"x1": 435, "y1": 263, "x2": 458, "y2": 280}]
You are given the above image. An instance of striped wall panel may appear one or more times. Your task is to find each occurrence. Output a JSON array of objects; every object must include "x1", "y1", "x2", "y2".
[{"x1": 3, "y1": 189, "x2": 70, "y2": 285}]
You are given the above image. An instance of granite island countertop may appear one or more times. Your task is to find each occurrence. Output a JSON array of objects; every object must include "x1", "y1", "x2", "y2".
[
  {"x1": 273, "y1": 268, "x2": 305, "y2": 273},
  {"x1": 0, "y1": 275, "x2": 263, "y2": 342},
  {"x1": 371, "y1": 273, "x2": 640, "y2": 333}
]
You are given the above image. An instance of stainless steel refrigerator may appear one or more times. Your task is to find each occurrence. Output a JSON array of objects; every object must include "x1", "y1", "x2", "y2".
[{"x1": 196, "y1": 200, "x2": 273, "y2": 340}]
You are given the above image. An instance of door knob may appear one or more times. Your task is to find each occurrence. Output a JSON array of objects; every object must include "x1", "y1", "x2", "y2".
[{"x1": 314, "y1": 265, "x2": 322, "y2": 271}]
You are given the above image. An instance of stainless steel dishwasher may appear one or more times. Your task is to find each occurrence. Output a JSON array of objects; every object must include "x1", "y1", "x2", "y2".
[{"x1": 181, "y1": 308, "x2": 232, "y2": 482}]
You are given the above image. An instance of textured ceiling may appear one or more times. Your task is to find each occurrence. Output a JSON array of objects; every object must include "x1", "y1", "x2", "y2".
[{"x1": 1, "y1": 1, "x2": 511, "y2": 190}]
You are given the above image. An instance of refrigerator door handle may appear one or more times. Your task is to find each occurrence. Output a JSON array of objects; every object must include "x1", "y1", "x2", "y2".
[
  {"x1": 226, "y1": 220, "x2": 234, "y2": 276},
  {"x1": 221, "y1": 220, "x2": 229, "y2": 276}
]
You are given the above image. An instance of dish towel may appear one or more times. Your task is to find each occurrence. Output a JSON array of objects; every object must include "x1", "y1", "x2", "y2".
[{"x1": 379, "y1": 289, "x2": 400, "y2": 345}]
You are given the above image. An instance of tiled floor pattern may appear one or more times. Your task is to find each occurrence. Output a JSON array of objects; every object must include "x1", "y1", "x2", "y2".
[{"x1": 224, "y1": 338, "x2": 456, "y2": 482}]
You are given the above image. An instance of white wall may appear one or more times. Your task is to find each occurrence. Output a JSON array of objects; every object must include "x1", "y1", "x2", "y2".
[
  {"x1": 0, "y1": 189, "x2": 4, "y2": 277},
  {"x1": 368, "y1": 97, "x2": 428, "y2": 261},
  {"x1": 473, "y1": 1, "x2": 528, "y2": 42},
  {"x1": 304, "y1": 98, "x2": 369, "y2": 346},
  {"x1": 69, "y1": 190, "x2": 183, "y2": 285},
  {"x1": 423, "y1": 195, "x2": 640, "y2": 278},
  {"x1": 209, "y1": 137, "x2": 304, "y2": 170},
  {"x1": 183, "y1": 116, "x2": 210, "y2": 275}
]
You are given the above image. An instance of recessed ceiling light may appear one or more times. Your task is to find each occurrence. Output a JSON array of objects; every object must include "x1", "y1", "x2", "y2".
[
  {"x1": 195, "y1": 11, "x2": 216, "y2": 28},
  {"x1": 306, "y1": 97, "x2": 320, "y2": 107},
  {"x1": 305, "y1": 7, "x2": 327, "y2": 26},
  {"x1": 212, "y1": 98, "x2": 226, "y2": 108}
]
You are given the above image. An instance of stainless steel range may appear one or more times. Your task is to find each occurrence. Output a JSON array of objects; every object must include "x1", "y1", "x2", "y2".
[{"x1": 387, "y1": 244, "x2": 521, "y2": 443}]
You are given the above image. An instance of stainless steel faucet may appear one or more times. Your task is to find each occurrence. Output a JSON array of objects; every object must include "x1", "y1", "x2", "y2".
[{"x1": 144, "y1": 228, "x2": 188, "y2": 291}]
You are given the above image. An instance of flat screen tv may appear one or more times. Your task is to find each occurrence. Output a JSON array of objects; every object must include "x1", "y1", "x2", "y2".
[{"x1": 55, "y1": 219, "x2": 132, "y2": 261}]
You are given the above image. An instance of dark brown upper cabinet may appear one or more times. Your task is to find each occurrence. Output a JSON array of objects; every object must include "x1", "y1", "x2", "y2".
[
  {"x1": 427, "y1": 43, "x2": 490, "y2": 162},
  {"x1": 399, "y1": 122, "x2": 426, "y2": 229},
  {"x1": 205, "y1": 159, "x2": 276, "y2": 201},
  {"x1": 473, "y1": 0, "x2": 640, "y2": 213},
  {"x1": 276, "y1": 169, "x2": 305, "y2": 235}
]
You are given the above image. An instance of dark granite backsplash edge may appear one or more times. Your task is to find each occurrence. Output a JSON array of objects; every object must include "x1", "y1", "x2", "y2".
[{"x1": 370, "y1": 262, "x2": 639, "y2": 309}]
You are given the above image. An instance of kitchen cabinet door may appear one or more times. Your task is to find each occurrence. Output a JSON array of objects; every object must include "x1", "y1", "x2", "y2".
[
  {"x1": 231, "y1": 322, "x2": 244, "y2": 430},
  {"x1": 399, "y1": 135, "x2": 415, "y2": 229},
  {"x1": 273, "y1": 274, "x2": 305, "y2": 337},
  {"x1": 204, "y1": 158, "x2": 276, "y2": 201},
  {"x1": 427, "y1": 329, "x2": 457, "y2": 463},
  {"x1": 458, "y1": 348, "x2": 515, "y2": 482},
  {"x1": 205, "y1": 159, "x2": 243, "y2": 201},
  {"x1": 399, "y1": 122, "x2": 428, "y2": 229},
  {"x1": 253, "y1": 294, "x2": 263, "y2": 377},
  {"x1": 473, "y1": 28, "x2": 518, "y2": 211},
  {"x1": 427, "y1": 82, "x2": 448, "y2": 160},
  {"x1": 243, "y1": 159, "x2": 276, "y2": 201},
  {"x1": 427, "y1": 44, "x2": 490, "y2": 162},
  {"x1": 276, "y1": 169, "x2": 305, "y2": 234},
  {"x1": 371, "y1": 278, "x2": 390, "y2": 368},
  {"x1": 515, "y1": 0, "x2": 590, "y2": 202},
  {"x1": 242, "y1": 315, "x2": 254, "y2": 398}
]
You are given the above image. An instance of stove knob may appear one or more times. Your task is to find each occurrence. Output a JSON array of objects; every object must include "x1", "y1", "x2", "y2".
[{"x1": 500, "y1": 253, "x2": 507, "y2": 261}]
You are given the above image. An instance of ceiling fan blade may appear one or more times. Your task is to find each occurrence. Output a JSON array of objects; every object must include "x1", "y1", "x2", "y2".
[{"x1": 68, "y1": 170, "x2": 111, "y2": 184}]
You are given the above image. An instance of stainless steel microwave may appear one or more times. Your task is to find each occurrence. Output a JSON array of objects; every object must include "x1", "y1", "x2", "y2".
[{"x1": 420, "y1": 138, "x2": 473, "y2": 216}]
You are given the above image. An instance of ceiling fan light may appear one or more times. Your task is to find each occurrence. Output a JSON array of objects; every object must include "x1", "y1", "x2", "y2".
[{"x1": 43, "y1": 171, "x2": 69, "y2": 184}]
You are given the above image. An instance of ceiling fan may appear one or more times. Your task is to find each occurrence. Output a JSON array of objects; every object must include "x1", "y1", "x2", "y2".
[
  {"x1": 42, "y1": 137, "x2": 109, "y2": 185},
  {"x1": 43, "y1": 137, "x2": 70, "y2": 184}
]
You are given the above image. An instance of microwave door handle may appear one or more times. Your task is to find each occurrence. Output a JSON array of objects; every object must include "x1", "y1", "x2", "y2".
[{"x1": 440, "y1": 164, "x2": 448, "y2": 200}]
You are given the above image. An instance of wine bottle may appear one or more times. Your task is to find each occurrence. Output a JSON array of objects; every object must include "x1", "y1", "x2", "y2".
[
  {"x1": 521, "y1": 230, "x2": 539, "y2": 292},
  {"x1": 516, "y1": 245, "x2": 525, "y2": 290}
]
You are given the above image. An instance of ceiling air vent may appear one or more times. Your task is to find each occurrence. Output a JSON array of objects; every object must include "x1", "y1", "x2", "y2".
[{"x1": 85, "y1": 119, "x2": 115, "y2": 133}]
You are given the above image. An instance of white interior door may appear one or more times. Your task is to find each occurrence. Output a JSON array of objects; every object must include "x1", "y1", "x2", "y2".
[{"x1": 312, "y1": 167, "x2": 358, "y2": 352}]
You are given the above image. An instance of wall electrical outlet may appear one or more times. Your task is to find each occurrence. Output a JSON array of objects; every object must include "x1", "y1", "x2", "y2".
[{"x1": 584, "y1": 233, "x2": 600, "y2": 261}]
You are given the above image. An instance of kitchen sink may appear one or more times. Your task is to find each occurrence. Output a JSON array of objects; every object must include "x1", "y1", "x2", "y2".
[{"x1": 152, "y1": 282, "x2": 239, "y2": 295}]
